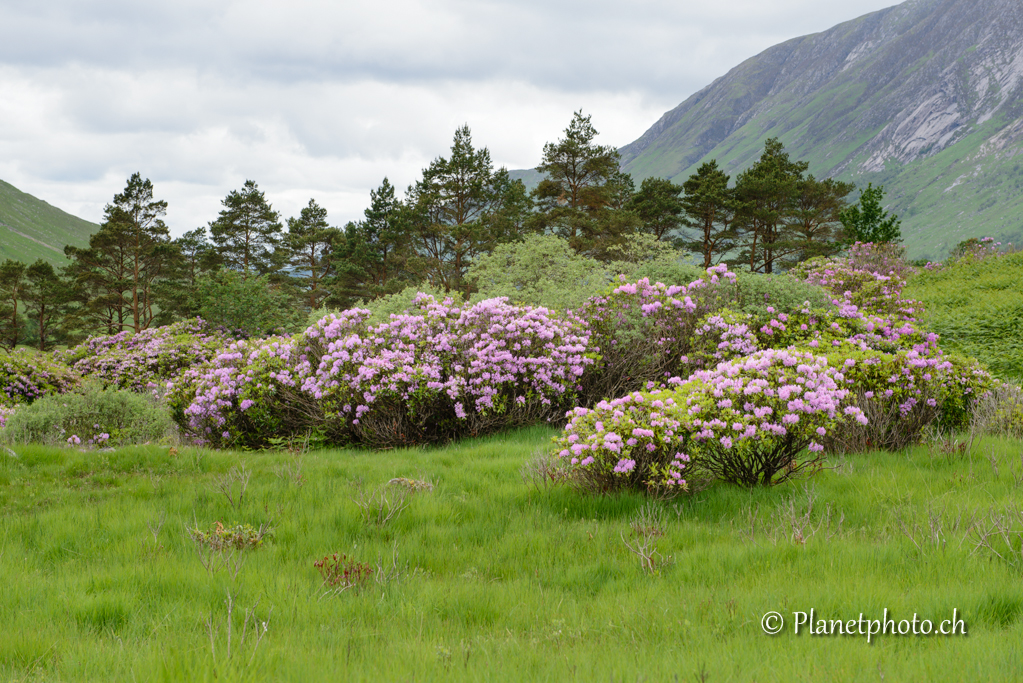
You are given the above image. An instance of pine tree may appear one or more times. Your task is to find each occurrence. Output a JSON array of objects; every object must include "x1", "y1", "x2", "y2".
[
  {"x1": 838, "y1": 183, "x2": 902, "y2": 244},
  {"x1": 679, "y1": 161, "x2": 737, "y2": 268},
  {"x1": 531, "y1": 111, "x2": 638, "y2": 258},
  {"x1": 733, "y1": 139, "x2": 809, "y2": 273},
  {"x1": 286, "y1": 199, "x2": 341, "y2": 310},
  {"x1": 209, "y1": 180, "x2": 284, "y2": 277},
  {"x1": 0, "y1": 259, "x2": 27, "y2": 350},
  {"x1": 22, "y1": 259, "x2": 72, "y2": 351},
  {"x1": 330, "y1": 178, "x2": 415, "y2": 306},
  {"x1": 408, "y1": 126, "x2": 527, "y2": 294},
  {"x1": 65, "y1": 173, "x2": 176, "y2": 334}
]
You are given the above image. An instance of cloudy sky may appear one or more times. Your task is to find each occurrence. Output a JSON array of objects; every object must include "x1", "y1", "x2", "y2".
[{"x1": 0, "y1": 0, "x2": 900, "y2": 234}]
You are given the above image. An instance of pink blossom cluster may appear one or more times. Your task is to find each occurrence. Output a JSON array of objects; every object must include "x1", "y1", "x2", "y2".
[
  {"x1": 788, "y1": 246, "x2": 922, "y2": 321},
  {"x1": 576, "y1": 265, "x2": 741, "y2": 400},
  {"x1": 556, "y1": 349, "x2": 863, "y2": 488},
  {"x1": 175, "y1": 295, "x2": 593, "y2": 448},
  {"x1": 0, "y1": 349, "x2": 79, "y2": 405},
  {"x1": 60, "y1": 318, "x2": 229, "y2": 393},
  {"x1": 173, "y1": 334, "x2": 307, "y2": 448},
  {"x1": 0, "y1": 404, "x2": 15, "y2": 429},
  {"x1": 553, "y1": 389, "x2": 690, "y2": 492}
]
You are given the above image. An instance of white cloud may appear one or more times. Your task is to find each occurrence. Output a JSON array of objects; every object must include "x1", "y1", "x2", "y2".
[{"x1": 0, "y1": 0, "x2": 901, "y2": 233}]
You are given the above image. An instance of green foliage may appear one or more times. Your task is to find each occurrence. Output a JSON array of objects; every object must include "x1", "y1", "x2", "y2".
[
  {"x1": 905, "y1": 251, "x2": 1023, "y2": 382},
  {"x1": 188, "y1": 521, "x2": 273, "y2": 551},
  {"x1": 839, "y1": 183, "x2": 902, "y2": 245},
  {"x1": 1, "y1": 382, "x2": 175, "y2": 447},
  {"x1": 531, "y1": 111, "x2": 640, "y2": 259},
  {"x1": 331, "y1": 177, "x2": 415, "y2": 307},
  {"x1": 680, "y1": 160, "x2": 736, "y2": 268},
  {"x1": 732, "y1": 271, "x2": 833, "y2": 318},
  {"x1": 286, "y1": 199, "x2": 341, "y2": 311},
  {"x1": 191, "y1": 270, "x2": 305, "y2": 338},
  {"x1": 468, "y1": 234, "x2": 700, "y2": 312},
  {"x1": 627, "y1": 176, "x2": 685, "y2": 244},
  {"x1": 0, "y1": 259, "x2": 27, "y2": 350},
  {"x1": 64, "y1": 173, "x2": 177, "y2": 335},
  {"x1": 467, "y1": 234, "x2": 610, "y2": 310}
]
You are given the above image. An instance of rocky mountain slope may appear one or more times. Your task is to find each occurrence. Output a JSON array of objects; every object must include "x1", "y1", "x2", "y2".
[
  {"x1": 619, "y1": 0, "x2": 1023, "y2": 260},
  {"x1": 0, "y1": 179, "x2": 96, "y2": 266}
]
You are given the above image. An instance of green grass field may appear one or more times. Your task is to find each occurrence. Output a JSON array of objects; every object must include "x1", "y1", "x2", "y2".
[{"x1": 2, "y1": 426, "x2": 1022, "y2": 681}]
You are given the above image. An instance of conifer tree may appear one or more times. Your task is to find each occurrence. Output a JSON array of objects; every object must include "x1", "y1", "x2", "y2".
[{"x1": 209, "y1": 180, "x2": 284, "y2": 277}]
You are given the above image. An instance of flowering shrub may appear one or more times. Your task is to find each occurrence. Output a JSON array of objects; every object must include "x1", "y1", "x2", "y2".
[
  {"x1": 813, "y1": 340, "x2": 992, "y2": 451},
  {"x1": 678, "y1": 349, "x2": 864, "y2": 486},
  {"x1": 301, "y1": 296, "x2": 593, "y2": 448},
  {"x1": 0, "y1": 349, "x2": 78, "y2": 405},
  {"x1": 0, "y1": 404, "x2": 15, "y2": 430},
  {"x1": 60, "y1": 318, "x2": 229, "y2": 393},
  {"x1": 175, "y1": 296, "x2": 593, "y2": 449},
  {"x1": 788, "y1": 245, "x2": 922, "y2": 320},
  {"x1": 555, "y1": 349, "x2": 864, "y2": 489},
  {"x1": 171, "y1": 335, "x2": 317, "y2": 449},
  {"x1": 575, "y1": 265, "x2": 741, "y2": 402},
  {"x1": 554, "y1": 389, "x2": 691, "y2": 494}
]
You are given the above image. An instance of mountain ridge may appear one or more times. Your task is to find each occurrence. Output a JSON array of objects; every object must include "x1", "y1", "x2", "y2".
[{"x1": 618, "y1": 0, "x2": 1023, "y2": 259}]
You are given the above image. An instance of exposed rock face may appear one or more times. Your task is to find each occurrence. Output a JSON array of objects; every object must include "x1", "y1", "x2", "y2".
[
  {"x1": 619, "y1": 0, "x2": 1023, "y2": 258},
  {"x1": 623, "y1": 0, "x2": 1023, "y2": 177}
]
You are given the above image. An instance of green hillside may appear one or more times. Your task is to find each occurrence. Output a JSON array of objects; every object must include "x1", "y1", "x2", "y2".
[{"x1": 0, "y1": 179, "x2": 97, "y2": 266}]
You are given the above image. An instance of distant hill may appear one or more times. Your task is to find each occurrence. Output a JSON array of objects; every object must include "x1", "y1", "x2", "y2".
[
  {"x1": 618, "y1": 0, "x2": 1023, "y2": 261},
  {"x1": 0, "y1": 179, "x2": 97, "y2": 266}
]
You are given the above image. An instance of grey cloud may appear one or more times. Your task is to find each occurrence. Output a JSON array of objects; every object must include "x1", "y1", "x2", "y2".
[{"x1": 0, "y1": 0, "x2": 903, "y2": 233}]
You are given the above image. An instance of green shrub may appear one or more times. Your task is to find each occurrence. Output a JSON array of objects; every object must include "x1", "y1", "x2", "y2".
[
  {"x1": 2, "y1": 383, "x2": 177, "y2": 447},
  {"x1": 467, "y1": 234, "x2": 611, "y2": 311},
  {"x1": 192, "y1": 270, "x2": 306, "y2": 339},
  {"x1": 736, "y1": 272, "x2": 832, "y2": 317},
  {"x1": 971, "y1": 382, "x2": 1023, "y2": 439}
]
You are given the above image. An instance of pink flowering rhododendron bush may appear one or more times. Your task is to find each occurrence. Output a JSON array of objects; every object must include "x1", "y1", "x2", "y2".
[
  {"x1": 555, "y1": 389, "x2": 692, "y2": 493},
  {"x1": 171, "y1": 295, "x2": 593, "y2": 449},
  {"x1": 170, "y1": 335, "x2": 316, "y2": 450},
  {"x1": 555, "y1": 349, "x2": 865, "y2": 489},
  {"x1": 576, "y1": 265, "x2": 743, "y2": 402},
  {"x1": 0, "y1": 349, "x2": 79, "y2": 405},
  {"x1": 59, "y1": 318, "x2": 230, "y2": 393},
  {"x1": 788, "y1": 243, "x2": 922, "y2": 321}
]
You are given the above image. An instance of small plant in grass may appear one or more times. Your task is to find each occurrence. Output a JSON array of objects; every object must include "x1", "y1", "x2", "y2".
[
  {"x1": 205, "y1": 589, "x2": 272, "y2": 670},
  {"x1": 352, "y1": 483, "x2": 411, "y2": 526},
  {"x1": 971, "y1": 382, "x2": 1023, "y2": 439},
  {"x1": 622, "y1": 502, "x2": 670, "y2": 574},
  {"x1": 387, "y1": 476, "x2": 434, "y2": 493},
  {"x1": 314, "y1": 553, "x2": 374, "y2": 592},
  {"x1": 1, "y1": 381, "x2": 176, "y2": 447},
  {"x1": 188, "y1": 521, "x2": 274, "y2": 552},
  {"x1": 188, "y1": 521, "x2": 274, "y2": 578}
]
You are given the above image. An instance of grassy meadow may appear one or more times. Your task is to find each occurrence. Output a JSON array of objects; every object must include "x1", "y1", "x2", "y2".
[{"x1": 2, "y1": 426, "x2": 1022, "y2": 681}]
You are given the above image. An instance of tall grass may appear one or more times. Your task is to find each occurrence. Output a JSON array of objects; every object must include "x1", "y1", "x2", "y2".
[{"x1": 1, "y1": 427, "x2": 1021, "y2": 681}]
